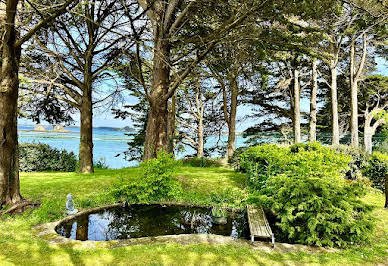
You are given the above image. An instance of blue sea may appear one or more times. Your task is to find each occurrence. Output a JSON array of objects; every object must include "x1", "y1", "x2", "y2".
[{"x1": 18, "y1": 126, "x2": 248, "y2": 169}]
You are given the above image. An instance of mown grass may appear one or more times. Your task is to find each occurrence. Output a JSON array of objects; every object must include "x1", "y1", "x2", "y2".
[{"x1": 0, "y1": 166, "x2": 387, "y2": 265}]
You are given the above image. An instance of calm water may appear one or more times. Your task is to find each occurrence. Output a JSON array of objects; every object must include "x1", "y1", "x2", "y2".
[
  {"x1": 19, "y1": 126, "x2": 136, "y2": 169},
  {"x1": 56, "y1": 204, "x2": 249, "y2": 241},
  {"x1": 18, "y1": 126, "x2": 248, "y2": 169}
]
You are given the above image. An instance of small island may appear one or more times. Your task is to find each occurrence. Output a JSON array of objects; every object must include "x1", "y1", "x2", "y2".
[{"x1": 19, "y1": 125, "x2": 71, "y2": 133}]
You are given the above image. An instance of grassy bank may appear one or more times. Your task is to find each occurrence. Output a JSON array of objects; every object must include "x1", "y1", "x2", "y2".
[{"x1": 0, "y1": 167, "x2": 387, "y2": 265}]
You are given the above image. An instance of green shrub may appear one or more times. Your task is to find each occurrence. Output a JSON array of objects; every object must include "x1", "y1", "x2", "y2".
[
  {"x1": 239, "y1": 144, "x2": 290, "y2": 189},
  {"x1": 364, "y1": 152, "x2": 388, "y2": 192},
  {"x1": 19, "y1": 143, "x2": 77, "y2": 172},
  {"x1": 110, "y1": 151, "x2": 182, "y2": 203},
  {"x1": 247, "y1": 143, "x2": 374, "y2": 247},
  {"x1": 94, "y1": 157, "x2": 109, "y2": 169},
  {"x1": 331, "y1": 145, "x2": 369, "y2": 180},
  {"x1": 182, "y1": 157, "x2": 222, "y2": 168},
  {"x1": 228, "y1": 146, "x2": 249, "y2": 170}
]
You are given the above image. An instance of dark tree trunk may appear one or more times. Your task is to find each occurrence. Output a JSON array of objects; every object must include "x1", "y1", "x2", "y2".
[
  {"x1": 143, "y1": 38, "x2": 170, "y2": 160},
  {"x1": 79, "y1": 95, "x2": 94, "y2": 173},
  {"x1": 0, "y1": 1, "x2": 22, "y2": 206},
  {"x1": 76, "y1": 216, "x2": 89, "y2": 241},
  {"x1": 385, "y1": 176, "x2": 388, "y2": 209},
  {"x1": 144, "y1": 99, "x2": 169, "y2": 160},
  {"x1": 309, "y1": 59, "x2": 318, "y2": 142},
  {"x1": 226, "y1": 78, "x2": 238, "y2": 159},
  {"x1": 167, "y1": 94, "x2": 176, "y2": 154}
]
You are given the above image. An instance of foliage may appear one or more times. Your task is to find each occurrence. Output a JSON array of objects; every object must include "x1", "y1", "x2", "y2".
[
  {"x1": 94, "y1": 157, "x2": 109, "y2": 170},
  {"x1": 331, "y1": 145, "x2": 369, "y2": 180},
  {"x1": 364, "y1": 152, "x2": 388, "y2": 192},
  {"x1": 110, "y1": 151, "x2": 182, "y2": 203},
  {"x1": 182, "y1": 157, "x2": 222, "y2": 168},
  {"x1": 239, "y1": 144, "x2": 290, "y2": 189},
  {"x1": 19, "y1": 143, "x2": 77, "y2": 172},
  {"x1": 248, "y1": 143, "x2": 375, "y2": 247},
  {"x1": 228, "y1": 146, "x2": 249, "y2": 170},
  {"x1": 211, "y1": 206, "x2": 226, "y2": 217}
]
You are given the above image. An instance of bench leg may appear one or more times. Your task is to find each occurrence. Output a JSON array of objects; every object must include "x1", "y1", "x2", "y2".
[
  {"x1": 271, "y1": 234, "x2": 275, "y2": 248},
  {"x1": 251, "y1": 235, "x2": 254, "y2": 245}
]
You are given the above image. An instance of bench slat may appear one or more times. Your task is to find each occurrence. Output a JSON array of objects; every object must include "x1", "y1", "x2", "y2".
[{"x1": 247, "y1": 205, "x2": 272, "y2": 238}]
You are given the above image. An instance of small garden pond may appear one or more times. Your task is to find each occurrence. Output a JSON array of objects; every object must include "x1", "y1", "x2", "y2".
[{"x1": 56, "y1": 204, "x2": 250, "y2": 241}]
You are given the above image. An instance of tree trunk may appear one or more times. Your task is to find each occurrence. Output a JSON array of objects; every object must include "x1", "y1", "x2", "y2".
[
  {"x1": 350, "y1": 41, "x2": 359, "y2": 148},
  {"x1": 364, "y1": 127, "x2": 373, "y2": 154},
  {"x1": 226, "y1": 78, "x2": 238, "y2": 159},
  {"x1": 167, "y1": 94, "x2": 176, "y2": 154},
  {"x1": 79, "y1": 95, "x2": 94, "y2": 173},
  {"x1": 197, "y1": 116, "x2": 204, "y2": 158},
  {"x1": 143, "y1": 38, "x2": 170, "y2": 160},
  {"x1": 293, "y1": 69, "x2": 301, "y2": 143},
  {"x1": 330, "y1": 65, "x2": 340, "y2": 145},
  {"x1": 0, "y1": 2, "x2": 22, "y2": 206},
  {"x1": 144, "y1": 99, "x2": 169, "y2": 160},
  {"x1": 385, "y1": 175, "x2": 388, "y2": 208},
  {"x1": 309, "y1": 59, "x2": 318, "y2": 142}
]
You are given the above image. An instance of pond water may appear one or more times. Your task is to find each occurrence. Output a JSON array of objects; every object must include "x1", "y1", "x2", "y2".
[{"x1": 56, "y1": 204, "x2": 250, "y2": 241}]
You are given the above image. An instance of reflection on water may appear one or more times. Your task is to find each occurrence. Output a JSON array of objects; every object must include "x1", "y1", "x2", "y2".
[{"x1": 56, "y1": 204, "x2": 249, "y2": 241}]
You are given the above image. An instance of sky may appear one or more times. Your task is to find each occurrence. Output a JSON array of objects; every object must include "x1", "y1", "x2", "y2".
[{"x1": 20, "y1": 58, "x2": 388, "y2": 131}]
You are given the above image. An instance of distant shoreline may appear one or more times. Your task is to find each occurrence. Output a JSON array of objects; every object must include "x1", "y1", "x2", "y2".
[{"x1": 18, "y1": 130, "x2": 72, "y2": 133}]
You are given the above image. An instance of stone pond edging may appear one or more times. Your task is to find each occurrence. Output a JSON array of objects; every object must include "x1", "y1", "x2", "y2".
[{"x1": 34, "y1": 203, "x2": 337, "y2": 254}]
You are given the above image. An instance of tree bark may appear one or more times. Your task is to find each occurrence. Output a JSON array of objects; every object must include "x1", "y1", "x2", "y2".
[
  {"x1": 350, "y1": 34, "x2": 367, "y2": 148},
  {"x1": 330, "y1": 65, "x2": 340, "y2": 145},
  {"x1": 226, "y1": 78, "x2": 238, "y2": 159},
  {"x1": 79, "y1": 94, "x2": 94, "y2": 173},
  {"x1": 350, "y1": 40, "x2": 359, "y2": 147},
  {"x1": 143, "y1": 35, "x2": 170, "y2": 160},
  {"x1": 364, "y1": 128, "x2": 373, "y2": 154},
  {"x1": 167, "y1": 94, "x2": 176, "y2": 154},
  {"x1": 0, "y1": 0, "x2": 22, "y2": 207},
  {"x1": 385, "y1": 174, "x2": 388, "y2": 208},
  {"x1": 309, "y1": 59, "x2": 318, "y2": 142},
  {"x1": 293, "y1": 68, "x2": 301, "y2": 143},
  {"x1": 197, "y1": 116, "x2": 204, "y2": 158}
]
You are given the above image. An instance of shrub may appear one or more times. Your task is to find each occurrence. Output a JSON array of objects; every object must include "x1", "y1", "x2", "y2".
[
  {"x1": 364, "y1": 152, "x2": 388, "y2": 192},
  {"x1": 246, "y1": 143, "x2": 374, "y2": 247},
  {"x1": 94, "y1": 157, "x2": 109, "y2": 169},
  {"x1": 331, "y1": 145, "x2": 369, "y2": 180},
  {"x1": 239, "y1": 144, "x2": 290, "y2": 189},
  {"x1": 182, "y1": 157, "x2": 222, "y2": 168},
  {"x1": 19, "y1": 143, "x2": 77, "y2": 172},
  {"x1": 228, "y1": 146, "x2": 249, "y2": 170},
  {"x1": 110, "y1": 151, "x2": 182, "y2": 203}
]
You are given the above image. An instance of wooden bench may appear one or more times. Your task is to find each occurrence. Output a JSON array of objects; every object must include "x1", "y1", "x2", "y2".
[{"x1": 247, "y1": 205, "x2": 275, "y2": 247}]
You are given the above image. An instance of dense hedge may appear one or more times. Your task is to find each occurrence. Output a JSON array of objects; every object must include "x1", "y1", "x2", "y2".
[
  {"x1": 243, "y1": 143, "x2": 375, "y2": 247},
  {"x1": 364, "y1": 152, "x2": 388, "y2": 192},
  {"x1": 19, "y1": 143, "x2": 77, "y2": 172},
  {"x1": 330, "y1": 145, "x2": 369, "y2": 180},
  {"x1": 181, "y1": 157, "x2": 222, "y2": 168}
]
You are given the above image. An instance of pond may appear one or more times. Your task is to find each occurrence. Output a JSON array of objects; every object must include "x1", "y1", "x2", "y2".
[{"x1": 56, "y1": 204, "x2": 250, "y2": 241}]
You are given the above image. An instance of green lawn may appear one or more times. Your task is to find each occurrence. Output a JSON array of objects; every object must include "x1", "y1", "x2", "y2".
[{"x1": 0, "y1": 167, "x2": 387, "y2": 265}]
